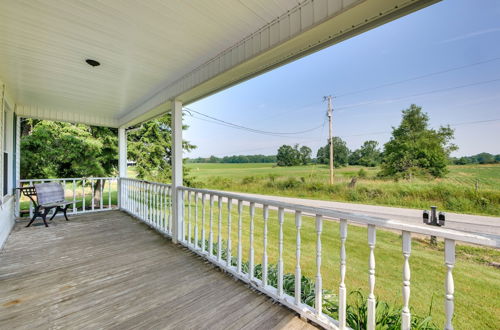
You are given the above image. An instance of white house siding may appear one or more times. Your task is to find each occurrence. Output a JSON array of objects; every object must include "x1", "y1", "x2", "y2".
[{"x1": 0, "y1": 195, "x2": 15, "y2": 250}]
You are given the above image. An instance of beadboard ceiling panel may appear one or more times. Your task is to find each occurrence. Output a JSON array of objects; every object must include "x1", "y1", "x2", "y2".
[{"x1": 0, "y1": 0, "x2": 439, "y2": 127}]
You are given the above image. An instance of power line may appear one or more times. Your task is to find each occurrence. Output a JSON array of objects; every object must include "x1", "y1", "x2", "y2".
[
  {"x1": 335, "y1": 77, "x2": 500, "y2": 111},
  {"x1": 189, "y1": 114, "x2": 314, "y2": 139},
  {"x1": 337, "y1": 118, "x2": 500, "y2": 138},
  {"x1": 192, "y1": 117, "x2": 500, "y2": 157},
  {"x1": 335, "y1": 56, "x2": 500, "y2": 98},
  {"x1": 185, "y1": 107, "x2": 325, "y2": 136}
]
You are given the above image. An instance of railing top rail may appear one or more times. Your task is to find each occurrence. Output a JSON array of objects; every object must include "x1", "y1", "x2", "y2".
[
  {"x1": 178, "y1": 186, "x2": 499, "y2": 248},
  {"x1": 20, "y1": 177, "x2": 118, "y2": 182},
  {"x1": 121, "y1": 177, "x2": 171, "y2": 187}
]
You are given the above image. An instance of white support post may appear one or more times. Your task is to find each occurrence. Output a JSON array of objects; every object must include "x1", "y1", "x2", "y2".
[
  {"x1": 171, "y1": 99, "x2": 183, "y2": 243},
  {"x1": 118, "y1": 127, "x2": 127, "y2": 209},
  {"x1": 15, "y1": 115, "x2": 21, "y2": 217}
]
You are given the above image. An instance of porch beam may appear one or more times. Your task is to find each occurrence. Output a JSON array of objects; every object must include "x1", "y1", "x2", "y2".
[{"x1": 171, "y1": 99, "x2": 183, "y2": 243}]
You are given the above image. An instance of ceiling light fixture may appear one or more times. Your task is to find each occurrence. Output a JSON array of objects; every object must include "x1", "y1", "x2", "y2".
[{"x1": 85, "y1": 59, "x2": 100, "y2": 67}]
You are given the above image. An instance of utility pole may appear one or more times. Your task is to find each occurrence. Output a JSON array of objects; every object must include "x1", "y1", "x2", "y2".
[{"x1": 324, "y1": 95, "x2": 334, "y2": 184}]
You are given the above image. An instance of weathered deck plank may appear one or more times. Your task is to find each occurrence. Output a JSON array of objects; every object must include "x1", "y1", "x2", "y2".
[{"x1": 0, "y1": 211, "x2": 316, "y2": 329}]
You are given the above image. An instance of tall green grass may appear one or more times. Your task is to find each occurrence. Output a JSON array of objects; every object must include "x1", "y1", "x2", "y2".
[{"x1": 185, "y1": 164, "x2": 500, "y2": 216}]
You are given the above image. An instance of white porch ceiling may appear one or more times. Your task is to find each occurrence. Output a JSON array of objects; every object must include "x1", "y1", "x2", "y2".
[{"x1": 0, "y1": 0, "x2": 439, "y2": 127}]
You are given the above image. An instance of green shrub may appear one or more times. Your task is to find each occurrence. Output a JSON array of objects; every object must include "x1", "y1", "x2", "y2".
[
  {"x1": 241, "y1": 176, "x2": 257, "y2": 185},
  {"x1": 358, "y1": 168, "x2": 368, "y2": 178}
]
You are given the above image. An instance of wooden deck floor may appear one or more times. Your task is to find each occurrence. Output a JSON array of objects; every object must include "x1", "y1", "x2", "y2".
[{"x1": 0, "y1": 211, "x2": 316, "y2": 330}]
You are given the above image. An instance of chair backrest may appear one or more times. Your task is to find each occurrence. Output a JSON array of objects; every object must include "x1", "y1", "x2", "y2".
[{"x1": 35, "y1": 183, "x2": 65, "y2": 205}]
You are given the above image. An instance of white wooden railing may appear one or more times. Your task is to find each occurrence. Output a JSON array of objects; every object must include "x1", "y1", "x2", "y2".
[
  {"x1": 18, "y1": 177, "x2": 118, "y2": 218},
  {"x1": 168, "y1": 185, "x2": 497, "y2": 330},
  {"x1": 120, "y1": 178, "x2": 173, "y2": 235},
  {"x1": 21, "y1": 178, "x2": 499, "y2": 329}
]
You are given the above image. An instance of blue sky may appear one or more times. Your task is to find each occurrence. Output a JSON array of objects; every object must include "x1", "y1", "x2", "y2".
[{"x1": 184, "y1": 0, "x2": 500, "y2": 158}]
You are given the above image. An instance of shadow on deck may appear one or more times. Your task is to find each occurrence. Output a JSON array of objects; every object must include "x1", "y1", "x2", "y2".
[{"x1": 0, "y1": 211, "x2": 315, "y2": 329}]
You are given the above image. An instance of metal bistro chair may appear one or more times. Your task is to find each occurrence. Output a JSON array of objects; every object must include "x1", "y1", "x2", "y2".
[{"x1": 19, "y1": 182, "x2": 75, "y2": 227}]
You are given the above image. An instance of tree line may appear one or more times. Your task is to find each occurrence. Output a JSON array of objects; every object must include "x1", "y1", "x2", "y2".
[
  {"x1": 449, "y1": 153, "x2": 500, "y2": 165},
  {"x1": 188, "y1": 154, "x2": 276, "y2": 164},
  {"x1": 278, "y1": 105, "x2": 458, "y2": 178}
]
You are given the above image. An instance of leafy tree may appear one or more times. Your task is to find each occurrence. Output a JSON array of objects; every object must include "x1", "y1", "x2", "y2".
[
  {"x1": 348, "y1": 140, "x2": 381, "y2": 167},
  {"x1": 299, "y1": 146, "x2": 312, "y2": 165},
  {"x1": 21, "y1": 120, "x2": 116, "y2": 179},
  {"x1": 475, "y1": 152, "x2": 495, "y2": 164},
  {"x1": 20, "y1": 120, "x2": 118, "y2": 203},
  {"x1": 127, "y1": 113, "x2": 195, "y2": 185},
  {"x1": 316, "y1": 137, "x2": 350, "y2": 167},
  {"x1": 276, "y1": 144, "x2": 301, "y2": 166},
  {"x1": 380, "y1": 104, "x2": 457, "y2": 178}
]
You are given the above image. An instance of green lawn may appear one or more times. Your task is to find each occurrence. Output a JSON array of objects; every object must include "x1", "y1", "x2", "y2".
[
  {"x1": 183, "y1": 200, "x2": 500, "y2": 329},
  {"x1": 184, "y1": 163, "x2": 500, "y2": 216}
]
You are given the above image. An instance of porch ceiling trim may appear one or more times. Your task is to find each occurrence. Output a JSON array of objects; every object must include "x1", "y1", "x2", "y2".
[
  {"x1": 119, "y1": 0, "x2": 439, "y2": 127},
  {"x1": 16, "y1": 105, "x2": 118, "y2": 127}
]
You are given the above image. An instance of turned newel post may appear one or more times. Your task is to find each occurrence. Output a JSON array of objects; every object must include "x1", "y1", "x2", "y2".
[
  {"x1": 401, "y1": 231, "x2": 412, "y2": 330},
  {"x1": 367, "y1": 225, "x2": 377, "y2": 330},
  {"x1": 444, "y1": 239, "x2": 456, "y2": 330},
  {"x1": 339, "y1": 219, "x2": 348, "y2": 329}
]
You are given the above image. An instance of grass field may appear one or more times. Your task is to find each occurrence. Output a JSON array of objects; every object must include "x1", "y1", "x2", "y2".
[{"x1": 185, "y1": 163, "x2": 500, "y2": 216}]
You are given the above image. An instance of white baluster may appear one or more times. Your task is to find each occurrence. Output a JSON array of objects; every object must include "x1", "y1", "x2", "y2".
[
  {"x1": 108, "y1": 178, "x2": 111, "y2": 209},
  {"x1": 249, "y1": 202, "x2": 255, "y2": 280},
  {"x1": 237, "y1": 200, "x2": 243, "y2": 273},
  {"x1": 29, "y1": 180, "x2": 34, "y2": 218},
  {"x1": 277, "y1": 207, "x2": 285, "y2": 297},
  {"x1": 168, "y1": 187, "x2": 172, "y2": 234},
  {"x1": 160, "y1": 186, "x2": 164, "y2": 229},
  {"x1": 140, "y1": 181, "x2": 144, "y2": 219},
  {"x1": 227, "y1": 198, "x2": 232, "y2": 266},
  {"x1": 81, "y1": 179, "x2": 86, "y2": 213},
  {"x1": 262, "y1": 205, "x2": 269, "y2": 287},
  {"x1": 194, "y1": 192, "x2": 199, "y2": 248},
  {"x1": 72, "y1": 180, "x2": 76, "y2": 214},
  {"x1": 444, "y1": 239, "x2": 455, "y2": 330},
  {"x1": 91, "y1": 179, "x2": 95, "y2": 211},
  {"x1": 295, "y1": 211, "x2": 302, "y2": 305},
  {"x1": 401, "y1": 231, "x2": 412, "y2": 330},
  {"x1": 217, "y1": 196, "x2": 222, "y2": 262},
  {"x1": 209, "y1": 194, "x2": 214, "y2": 256},
  {"x1": 154, "y1": 184, "x2": 158, "y2": 226},
  {"x1": 100, "y1": 179, "x2": 103, "y2": 210},
  {"x1": 201, "y1": 194, "x2": 206, "y2": 252},
  {"x1": 367, "y1": 225, "x2": 377, "y2": 330},
  {"x1": 315, "y1": 215, "x2": 323, "y2": 316},
  {"x1": 339, "y1": 219, "x2": 348, "y2": 329},
  {"x1": 134, "y1": 181, "x2": 138, "y2": 216},
  {"x1": 187, "y1": 191, "x2": 192, "y2": 244}
]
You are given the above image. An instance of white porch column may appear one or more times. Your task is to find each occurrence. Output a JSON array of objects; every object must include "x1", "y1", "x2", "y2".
[
  {"x1": 15, "y1": 115, "x2": 20, "y2": 217},
  {"x1": 171, "y1": 99, "x2": 183, "y2": 243},
  {"x1": 118, "y1": 127, "x2": 127, "y2": 178},
  {"x1": 118, "y1": 127, "x2": 127, "y2": 209}
]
